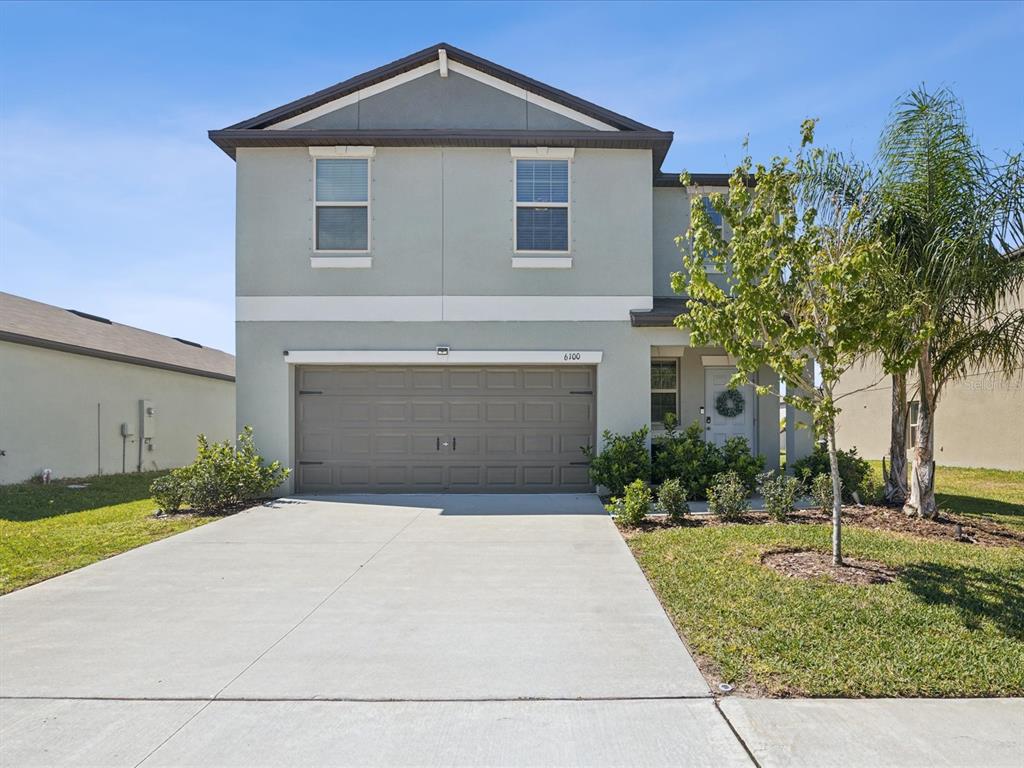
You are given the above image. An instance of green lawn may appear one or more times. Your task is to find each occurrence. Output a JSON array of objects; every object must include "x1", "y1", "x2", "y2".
[
  {"x1": 629, "y1": 522, "x2": 1024, "y2": 697},
  {"x1": 0, "y1": 472, "x2": 212, "y2": 594},
  {"x1": 868, "y1": 461, "x2": 1024, "y2": 531}
]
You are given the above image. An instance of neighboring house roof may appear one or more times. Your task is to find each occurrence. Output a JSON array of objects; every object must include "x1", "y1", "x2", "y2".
[
  {"x1": 209, "y1": 43, "x2": 674, "y2": 169},
  {"x1": 0, "y1": 292, "x2": 235, "y2": 382}
]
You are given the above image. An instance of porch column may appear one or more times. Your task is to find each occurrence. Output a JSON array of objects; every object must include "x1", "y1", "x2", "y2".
[{"x1": 785, "y1": 360, "x2": 816, "y2": 470}]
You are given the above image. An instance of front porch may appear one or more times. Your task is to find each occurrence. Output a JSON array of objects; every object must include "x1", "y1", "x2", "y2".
[{"x1": 632, "y1": 299, "x2": 813, "y2": 471}]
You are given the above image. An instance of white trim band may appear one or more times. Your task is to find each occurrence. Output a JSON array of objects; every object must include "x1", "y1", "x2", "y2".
[
  {"x1": 310, "y1": 256, "x2": 373, "y2": 269},
  {"x1": 511, "y1": 257, "x2": 572, "y2": 269},
  {"x1": 285, "y1": 350, "x2": 603, "y2": 365},
  {"x1": 237, "y1": 295, "x2": 652, "y2": 322}
]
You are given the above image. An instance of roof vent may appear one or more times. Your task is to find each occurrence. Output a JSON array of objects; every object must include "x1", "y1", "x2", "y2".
[
  {"x1": 66, "y1": 309, "x2": 112, "y2": 324},
  {"x1": 173, "y1": 337, "x2": 203, "y2": 348}
]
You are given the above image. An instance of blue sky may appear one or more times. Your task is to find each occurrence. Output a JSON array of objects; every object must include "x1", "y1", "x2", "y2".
[{"x1": 1, "y1": 0, "x2": 1021, "y2": 353}]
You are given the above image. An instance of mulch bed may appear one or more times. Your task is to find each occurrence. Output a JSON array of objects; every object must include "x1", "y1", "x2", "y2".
[
  {"x1": 791, "y1": 504, "x2": 1024, "y2": 548},
  {"x1": 623, "y1": 504, "x2": 1024, "y2": 548},
  {"x1": 761, "y1": 549, "x2": 899, "y2": 585}
]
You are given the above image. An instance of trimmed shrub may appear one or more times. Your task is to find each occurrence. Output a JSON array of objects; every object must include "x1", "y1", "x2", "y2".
[
  {"x1": 657, "y1": 477, "x2": 689, "y2": 524},
  {"x1": 584, "y1": 426, "x2": 651, "y2": 496},
  {"x1": 606, "y1": 478, "x2": 652, "y2": 527},
  {"x1": 792, "y1": 444, "x2": 873, "y2": 503},
  {"x1": 810, "y1": 473, "x2": 839, "y2": 513},
  {"x1": 756, "y1": 470, "x2": 804, "y2": 522},
  {"x1": 707, "y1": 470, "x2": 749, "y2": 521},
  {"x1": 652, "y1": 421, "x2": 765, "y2": 500},
  {"x1": 149, "y1": 474, "x2": 184, "y2": 514},
  {"x1": 149, "y1": 426, "x2": 290, "y2": 514}
]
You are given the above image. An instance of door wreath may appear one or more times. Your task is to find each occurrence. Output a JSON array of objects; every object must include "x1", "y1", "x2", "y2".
[{"x1": 715, "y1": 388, "x2": 745, "y2": 418}]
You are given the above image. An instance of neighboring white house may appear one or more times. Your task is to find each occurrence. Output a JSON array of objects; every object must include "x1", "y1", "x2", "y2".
[
  {"x1": 0, "y1": 292, "x2": 235, "y2": 484},
  {"x1": 210, "y1": 42, "x2": 814, "y2": 494}
]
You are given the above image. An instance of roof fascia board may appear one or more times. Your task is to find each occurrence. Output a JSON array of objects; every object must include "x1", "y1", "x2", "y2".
[
  {"x1": 266, "y1": 57, "x2": 618, "y2": 133},
  {"x1": 268, "y1": 60, "x2": 440, "y2": 130},
  {"x1": 0, "y1": 331, "x2": 235, "y2": 382}
]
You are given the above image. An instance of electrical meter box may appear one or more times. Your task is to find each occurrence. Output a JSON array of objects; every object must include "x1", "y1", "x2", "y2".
[{"x1": 140, "y1": 400, "x2": 156, "y2": 440}]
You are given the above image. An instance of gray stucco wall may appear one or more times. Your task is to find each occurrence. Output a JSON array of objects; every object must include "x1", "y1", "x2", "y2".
[
  {"x1": 0, "y1": 341, "x2": 235, "y2": 484},
  {"x1": 653, "y1": 187, "x2": 689, "y2": 297},
  {"x1": 236, "y1": 146, "x2": 653, "y2": 298},
  {"x1": 837, "y1": 355, "x2": 1024, "y2": 470},
  {"x1": 235, "y1": 322, "x2": 781, "y2": 493},
  {"x1": 301, "y1": 71, "x2": 593, "y2": 131}
]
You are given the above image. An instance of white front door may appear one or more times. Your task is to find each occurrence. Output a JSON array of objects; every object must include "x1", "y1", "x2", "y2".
[{"x1": 704, "y1": 367, "x2": 755, "y2": 448}]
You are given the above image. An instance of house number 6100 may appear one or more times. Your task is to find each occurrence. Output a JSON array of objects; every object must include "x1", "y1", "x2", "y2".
[{"x1": 563, "y1": 352, "x2": 582, "y2": 361}]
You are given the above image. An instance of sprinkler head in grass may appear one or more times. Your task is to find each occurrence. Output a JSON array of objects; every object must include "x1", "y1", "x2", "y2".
[{"x1": 718, "y1": 683, "x2": 734, "y2": 693}]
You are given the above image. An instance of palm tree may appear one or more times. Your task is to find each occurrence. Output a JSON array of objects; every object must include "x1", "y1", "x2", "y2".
[{"x1": 876, "y1": 87, "x2": 1024, "y2": 518}]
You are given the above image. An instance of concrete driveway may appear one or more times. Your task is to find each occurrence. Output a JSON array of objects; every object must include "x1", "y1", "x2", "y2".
[{"x1": 0, "y1": 494, "x2": 748, "y2": 767}]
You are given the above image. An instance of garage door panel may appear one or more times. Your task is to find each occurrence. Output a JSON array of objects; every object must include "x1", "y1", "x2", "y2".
[
  {"x1": 560, "y1": 368, "x2": 594, "y2": 390},
  {"x1": 449, "y1": 402, "x2": 481, "y2": 422},
  {"x1": 411, "y1": 402, "x2": 445, "y2": 422},
  {"x1": 485, "y1": 402, "x2": 517, "y2": 422},
  {"x1": 296, "y1": 366, "x2": 595, "y2": 492}
]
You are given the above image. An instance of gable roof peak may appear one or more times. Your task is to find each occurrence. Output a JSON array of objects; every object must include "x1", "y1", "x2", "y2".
[{"x1": 223, "y1": 42, "x2": 659, "y2": 134}]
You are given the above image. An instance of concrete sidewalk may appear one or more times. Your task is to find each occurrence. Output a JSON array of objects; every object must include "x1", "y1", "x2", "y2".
[
  {"x1": 721, "y1": 697, "x2": 1024, "y2": 768},
  {"x1": 1, "y1": 494, "x2": 1020, "y2": 767}
]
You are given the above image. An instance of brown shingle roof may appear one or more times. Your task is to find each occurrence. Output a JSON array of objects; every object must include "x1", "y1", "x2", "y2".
[{"x1": 0, "y1": 292, "x2": 234, "y2": 381}]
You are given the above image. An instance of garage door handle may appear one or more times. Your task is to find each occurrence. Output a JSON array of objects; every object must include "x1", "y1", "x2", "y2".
[
  {"x1": 452, "y1": 437, "x2": 456, "y2": 451},
  {"x1": 299, "y1": 461, "x2": 323, "y2": 465},
  {"x1": 570, "y1": 390, "x2": 593, "y2": 395},
  {"x1": 298, "y1": 390, "x2": 323, "y2": 395},
  {"x1": 569, "y1": 461, "x2": 591, "y2": 466}
]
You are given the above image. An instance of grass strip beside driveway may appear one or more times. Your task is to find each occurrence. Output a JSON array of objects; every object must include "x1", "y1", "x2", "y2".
[
  {"x1": 628, "y1": 522, "x2": 1024, "y2": 697},
  {"x1": 1, "y1": 472, "x2": 212, "y2": 594}
]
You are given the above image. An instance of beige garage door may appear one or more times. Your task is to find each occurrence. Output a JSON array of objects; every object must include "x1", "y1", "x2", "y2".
[{"x1": 295, "y1": 366, "x2": 596, "y2": 493}]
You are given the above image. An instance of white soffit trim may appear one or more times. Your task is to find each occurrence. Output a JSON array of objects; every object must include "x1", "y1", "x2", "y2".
[
  {"x1": 701, "y1": 355, "x2": 735, "y2": 366},
  {"x1": 510, "y1": 147, "x2": 575, "y2": 159},
  {"x1": 286, "y1": 350, "x2": 603, "y2": 365},
  {"x1": 445, "y1": 61, "x2": 618, "y2": 132},
  {"x1": 236, "y1": 296, "x2": 653, "y2": 322},
  {"x1": 309, "y1": 146, "x2": 376, "y2": 158},
  {"x1": 268, "y1": 60, "x2": 441, "y2": 129},
  {"x1": 511, "y1": 257, "x2": 573, "y2": 269},
  {"x1": 444, "y1": 295, "x2": 652, "y2": 322}
]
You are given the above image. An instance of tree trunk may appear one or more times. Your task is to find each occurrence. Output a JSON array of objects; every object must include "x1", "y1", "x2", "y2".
[
  {"x1": 827, "y1": 421, "x2": 843, "y2": 567},
  {"x1": 885, "y1": 372, "x2": 909, "y2": 506},
  {"x1": 905, "y1": 354, "x2": 938, "y2": 519}
]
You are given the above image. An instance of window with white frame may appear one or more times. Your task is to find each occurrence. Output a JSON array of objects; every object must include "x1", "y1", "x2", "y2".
[
  {"x1": 650, "y1": 359, "x2": 679, "y2": 427},
  {"x1": 315, "y1": 158, "x2": 369, "y2": 251},
  {"x1": 697, "y1": 194, "x2": 725, "y2": 272},
  {"x1": 515, "y1": 159, "x2": 569, "y2": 252},
  {"x1": 906, "y1": 400, "x2": 920, "y2": 448}
]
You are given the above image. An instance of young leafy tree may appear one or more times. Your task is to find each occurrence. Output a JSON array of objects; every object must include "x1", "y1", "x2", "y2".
[
  {"x1": 876, "y1": 88, "x2": 1024, "y2": 518},
  {"x1": 676, "y1": 121, "x2": 914, "y2": 565}
]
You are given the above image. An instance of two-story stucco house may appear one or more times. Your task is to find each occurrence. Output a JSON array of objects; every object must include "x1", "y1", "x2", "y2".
[{"x1": 210, "y1": 43, "x2": 813, "y2": 494}]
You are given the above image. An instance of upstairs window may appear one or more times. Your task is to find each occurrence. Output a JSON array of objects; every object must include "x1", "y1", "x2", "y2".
[
  {"x1": 698, "y1": 194, "x2": 725, "y2": 272},
  {"x1": 650, "y1": 359, "x2": 679, "y2": 428},
  {"x1": 515, "y1": 159, "x2": 569, "y2": 252},
  {"x1": 315, "y1": 158, "x2": 369, "y2": 251}
]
